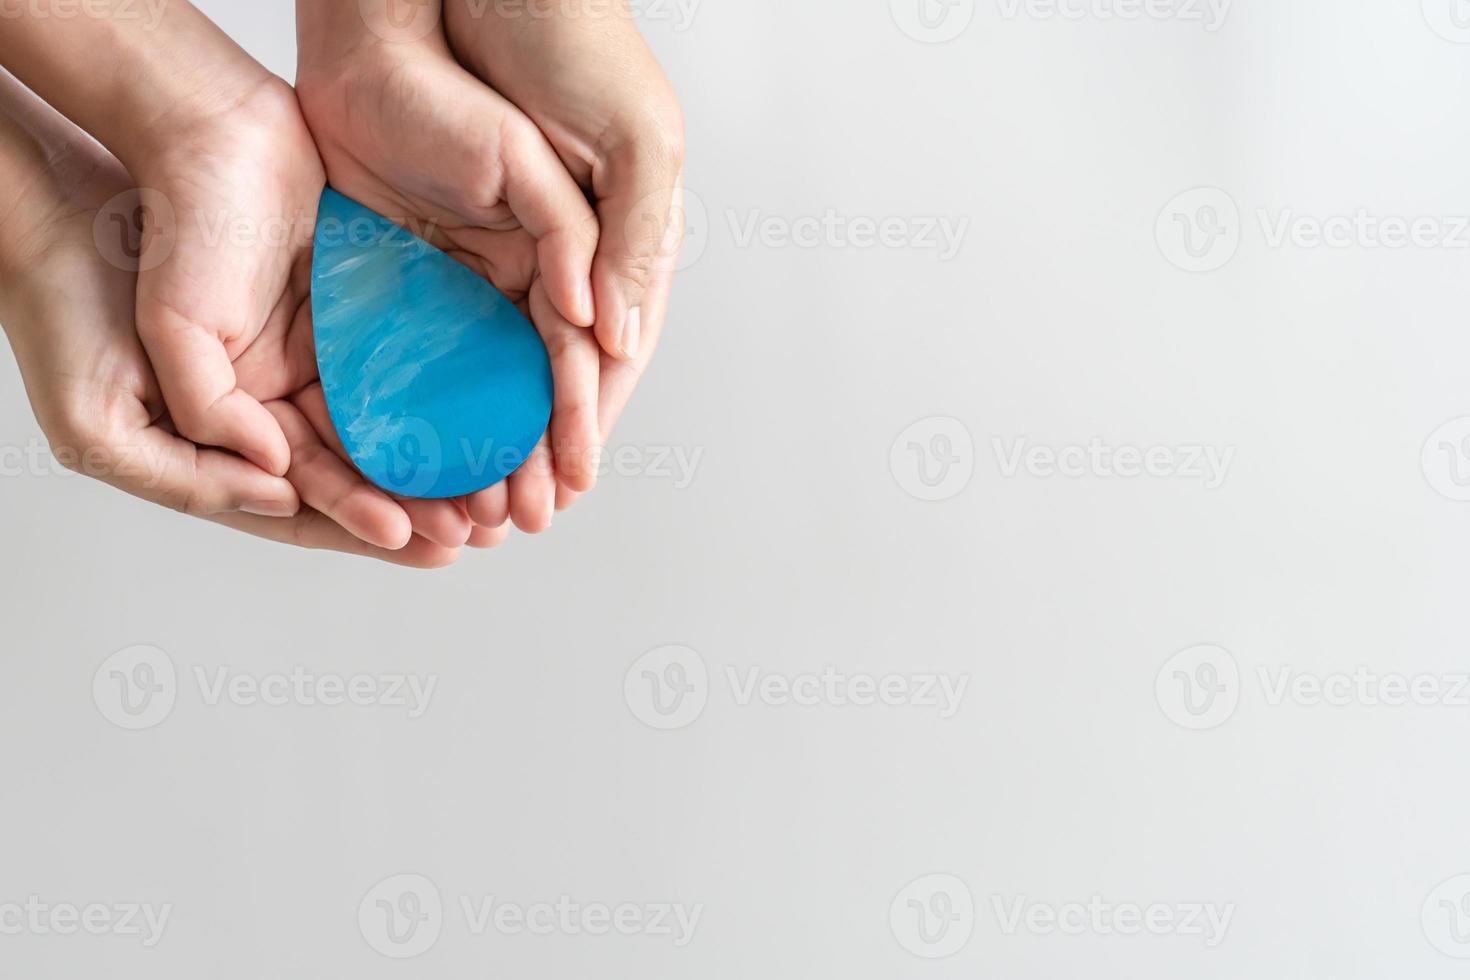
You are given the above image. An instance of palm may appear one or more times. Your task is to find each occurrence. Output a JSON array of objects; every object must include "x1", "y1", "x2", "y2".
[{"x1": 126, "y1": 79, "x2": 325, "y2": 479}]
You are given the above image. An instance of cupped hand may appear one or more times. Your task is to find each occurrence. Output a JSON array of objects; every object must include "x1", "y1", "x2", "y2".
[
  {"x1": 0, "y1": 67, "x2": 468, "y2": 566},
  {"x1": 134, "y1": 76, "x2": 486, "y2": 556},
  {"x1": 295, "y1": 13, "x2": 607, "y2": 535},
  {"x1": 0, "y1": 128, "x2": 461, "y2": 567},
  {"x1": 444, "y1": 0, "x2": 686, "y2": 367}
]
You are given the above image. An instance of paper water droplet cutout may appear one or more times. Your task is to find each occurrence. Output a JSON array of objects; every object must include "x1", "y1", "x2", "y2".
[{"x1": 311, "y1": 189, "x2": 552, "y2": 499}]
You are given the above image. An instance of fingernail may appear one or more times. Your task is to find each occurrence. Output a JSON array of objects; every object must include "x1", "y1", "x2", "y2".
[
  {"x1": 241, "y1": 500, "x2": 297, "y2": 518},
  {"x1": 620, "y1": 306, "x2": 642, "y2": 360},
  {"x1": 578, "y1": 279, "x2": 595, "y2": 324}
]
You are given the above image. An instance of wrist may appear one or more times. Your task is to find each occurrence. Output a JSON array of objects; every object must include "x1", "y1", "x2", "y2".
[{"x1": 0, "y1": 1, "x2": 278, "y2": 171}]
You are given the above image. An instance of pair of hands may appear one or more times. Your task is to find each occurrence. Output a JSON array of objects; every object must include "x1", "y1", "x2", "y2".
[{"x1": 0, "y1": 1, "x2": 684, "y2": 567}]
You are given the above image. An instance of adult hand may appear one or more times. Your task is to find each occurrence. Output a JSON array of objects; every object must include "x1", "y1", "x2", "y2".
[
  {"x1": 0, "y1": 1, "x2": 305, "y2": 478},
  {"x1": 443, "y1": 0, "x2": 686, "y2": 367},
  {"x1": 0, "y1": 3, "x2": 478, "y2": 557},
  {"x1": 0, "y1": 76, "x2": 461, "y2": 568},
  {"x1": 296, "y1": 1, "x2": 607, "y2": 534}
]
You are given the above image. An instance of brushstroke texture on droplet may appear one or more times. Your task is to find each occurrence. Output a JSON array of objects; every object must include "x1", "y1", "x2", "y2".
[{"x1": 311, "y1": 188, "x2": 553, "y2": 498}]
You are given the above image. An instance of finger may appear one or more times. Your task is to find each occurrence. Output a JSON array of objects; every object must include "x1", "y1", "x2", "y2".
[
  {"x1": 598, "y1": 212, "x2": 677, "y2": 438},
  {"x1": 289, "y1": 383, "x2": 472, "y2": 547},
  {"x1": 395, "y1": 495, "x2": 474, "y2": 549},
  {"x1": 507, "y1": 437, "x2": 556, "y2": 534},
  {"x1": 464, "y1": 481, "x2": 509, "y2": 529},
  {"x1": 266, "y1": 399, "x2": 413, "y2": 551},
  {"x1": 133, "y1": 298, "x2": 292, "y2": 477},
  {"x1": 212, "y1": 510, "x2": 462, "y2": 570},
  {"x1": 94, "y1": 424, "x2": 299, "y2": 518},
  {"x1": 590, "y1": 127, "x2": 684, "y2": 361},
  {"x1": 499, "y1": 114, "x2": 599, "y2": 328},
  {"x1": 555, "y1": 481, "x2": 581, "y2": 513},
  {"x1": 467, "y1": 522, "x2": 511, "y2": 549},
  {"x1": 529, "y1": 279, "x2": 600, "y2": 493}
]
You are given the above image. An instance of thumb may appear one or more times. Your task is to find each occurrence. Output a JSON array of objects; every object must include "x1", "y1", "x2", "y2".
[
  {"x1": 116, "y1": 425, "x2": 300, "y2": 518},
  {"x1": 591, "y1": 125, "x2": 685, "y2": 361}
]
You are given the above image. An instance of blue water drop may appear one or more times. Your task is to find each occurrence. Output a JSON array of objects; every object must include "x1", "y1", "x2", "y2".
[{"x1": 311, "y1": 189, "x2": 552, "y2": 499}]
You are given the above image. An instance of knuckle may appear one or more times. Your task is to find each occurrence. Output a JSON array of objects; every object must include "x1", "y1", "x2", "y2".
[
  {"x1": 613, "y1": 247, "x2": 659, "y2": 287},
  {"x1": 543, "y1": 327, "x2": 588, "y2": 362},
  {"x1": 173, "y1": 485, "x2": 205, "y2": 518}
]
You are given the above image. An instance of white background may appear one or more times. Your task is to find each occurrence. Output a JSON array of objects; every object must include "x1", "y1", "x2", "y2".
[{"x1": 3, "y1": 0, "x2": 1470, "y2": 975}]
